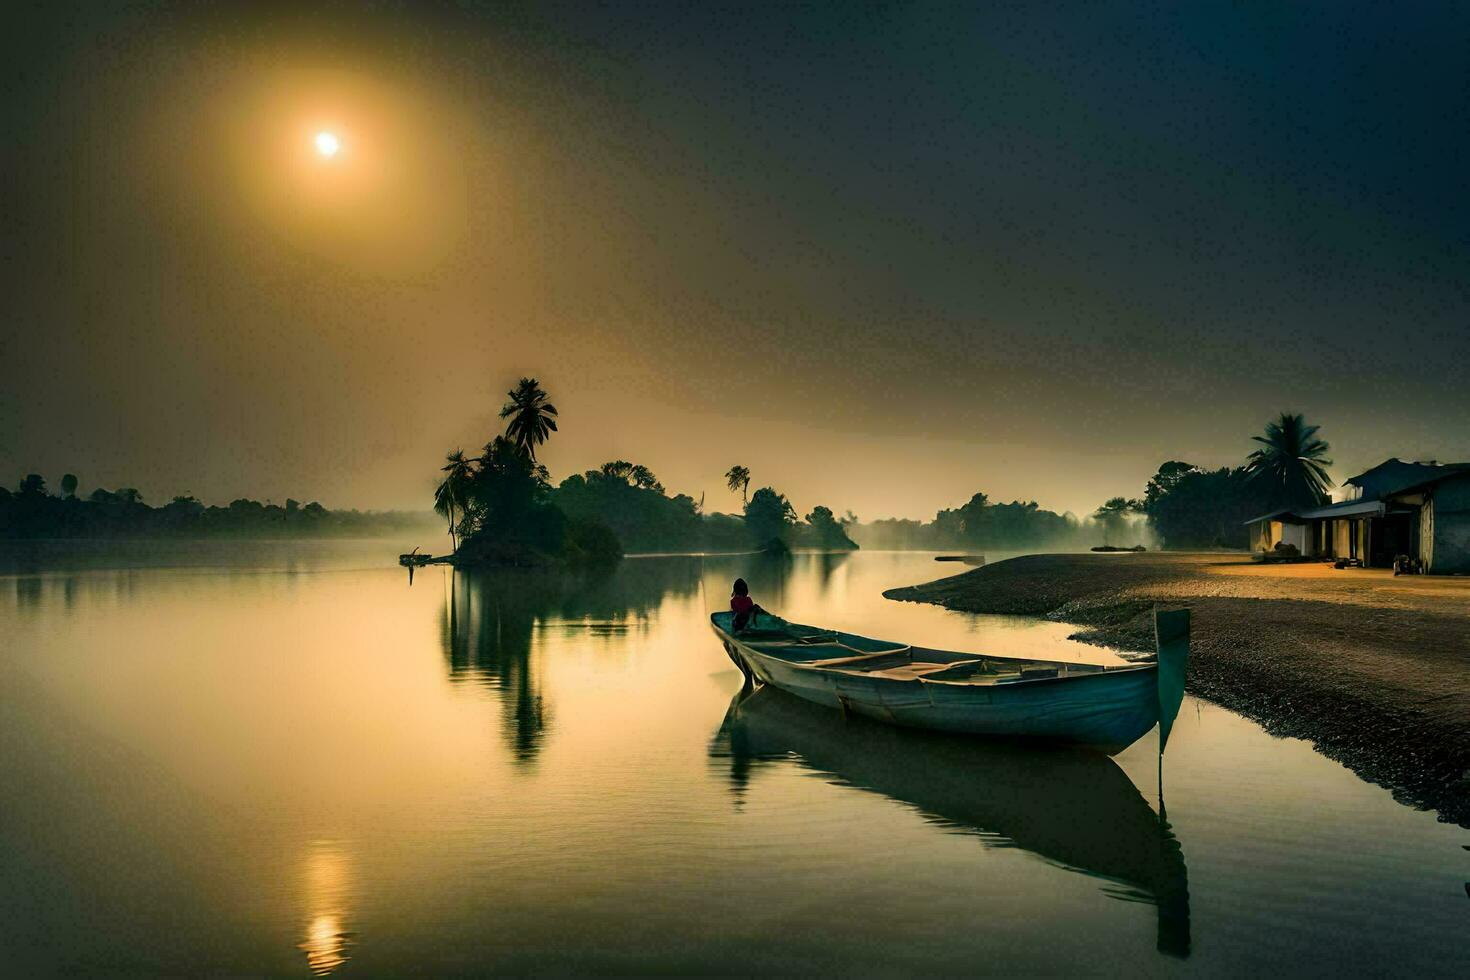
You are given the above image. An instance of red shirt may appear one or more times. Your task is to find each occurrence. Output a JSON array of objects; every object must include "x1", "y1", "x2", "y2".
[{"x1": 730, "y1": 594, "x2": 754, "y2": 614}]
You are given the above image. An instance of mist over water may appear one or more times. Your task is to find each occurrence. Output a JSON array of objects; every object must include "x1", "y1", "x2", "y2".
[{"x1": 2, "y1": 544, "x2": 1465, "y2": 974}]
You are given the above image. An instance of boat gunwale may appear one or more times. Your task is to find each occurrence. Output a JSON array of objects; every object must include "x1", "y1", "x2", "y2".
[{"x1": 710, "y1": 613, "x2": 1156, "y2": 690}]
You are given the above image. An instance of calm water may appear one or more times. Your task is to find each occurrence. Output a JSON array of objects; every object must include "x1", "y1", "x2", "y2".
[{"x1": 1, "y1": 544, "x2": 1466, "y2": 975}]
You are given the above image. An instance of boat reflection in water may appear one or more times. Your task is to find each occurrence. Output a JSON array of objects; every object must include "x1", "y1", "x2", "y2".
[
  {"x1": 298, "y1": 840, "x2": 355, "y2": 976},
  {"x1": 711, "y1": 686, "x2": 1191, "y2": 957}
]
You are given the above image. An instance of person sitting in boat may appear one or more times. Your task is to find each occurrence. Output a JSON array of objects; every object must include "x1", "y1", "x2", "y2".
[{"x1": 730, "y1": 578, "x2": 763, "y2": 631}]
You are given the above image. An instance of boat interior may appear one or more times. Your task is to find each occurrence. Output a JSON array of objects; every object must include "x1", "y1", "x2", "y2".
[{"x1": 713, "y1": 612, "x2": 1129, "y2": 685}]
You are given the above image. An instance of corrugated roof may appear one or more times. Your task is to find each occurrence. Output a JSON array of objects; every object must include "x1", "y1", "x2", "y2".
[
  {"x1": 1243, "y1": 509, "x2": 1300, "y2": 526},
  {"x1": 1344, "y1": 458, "x2": 1470, "y2": 498},
  {"x1": 1384, "y1": 467, "x2": 1470, "y2": 498},
  {"x1": 1296, "y1": 499, "x2": 1386, "y2": 520},
  {"x1": 1242, "y1": 499, "x2": 1385, "y2": 526}
]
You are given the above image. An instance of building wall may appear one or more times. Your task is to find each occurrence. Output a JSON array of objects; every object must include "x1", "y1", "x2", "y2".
[
  {"x1": 1423, "y1": 497, "x2": 1435, "y2": 569},
  {"x1": 1250, "y1": 520, "x2": 1274, "y2": 551},
  {"x1": 1428, "y1": 474, "x2": 1470, "y2": 573},
  {"x1": 1250, "y1": 520, "x2": 1307, "y2": 553},
  {"x1": 1280, "y1": 522, "x2": 1307, "y2": 552}
]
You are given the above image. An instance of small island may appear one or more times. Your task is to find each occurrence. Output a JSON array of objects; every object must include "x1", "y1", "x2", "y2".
[{"x1": 427, "y1": 378, "x2": 858, "y2": 568}]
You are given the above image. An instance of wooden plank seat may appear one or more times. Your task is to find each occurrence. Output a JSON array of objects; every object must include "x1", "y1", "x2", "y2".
[{"x1": 861, "y1": 660, "x2": 970, "y2": 680}]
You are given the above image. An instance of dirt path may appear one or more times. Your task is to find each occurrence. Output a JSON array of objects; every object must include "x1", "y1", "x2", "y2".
[{"x1": 885, "y1": 553, "x2": 1470, "y2": 826}]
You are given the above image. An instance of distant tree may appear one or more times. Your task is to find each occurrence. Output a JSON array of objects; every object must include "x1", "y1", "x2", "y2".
[
  {"x1": 1245, "y1": 412, "x2": 1333, "y2": 509},
  {"x1": 745, "y1": 487, "x2": 795, "y2": 549},
  {"x1": 628, "y1": 465, "x2": 662, "y2": 493},
  {"x1": 805, "y1": 505, "x2": 859, "y2": 550},
  {"x1": 161, "y1": 495, "x2": 205, "y2": 525},
  {"x1": 724, "y1": 465, "x2": 751, "y2": 506},
  {"x1": 1143, "y1": 461, "x2": 1197, "y2": 510},
  {"x1": 956, "y1": 492, "x2": 991, "y2": 542},
  {"x1": 806, "y1": 505, "x2": 836, "y2": 528},
  {"x1": 466, "y1": 436, "x2": 550, "y2": 534},
  {"x1": 117, "y1": 488, "x2": 144, "y2": 505},
  {"x1": 600, "y1": 460, "x2": 635, "y2": 482},
  {"x1": 1139, "y1": 461, "x2": 1270, "y2": 549},
  {"x1": 1092, "y1": 496, "x2": 1140, "y2": 545},
  {"x1": 228, "y1": 497, "x2": 263, "y2": 516},
  {"x1": 18, "y1": 474, "x2": 46, "y2": 497},
  {"x1": 499, "y1": 377, "x2": 558, "y2": 461},
  {"x1": 60, "y1": 474, "x2": 78, "y2": 499},
  {"x1": 551, "y1": 460, "x2": 698, "y2": 552},
  {"x1": 285, "y1": 498, "x2": 300, "y2": 515},
  {"x1": 435, "y1": 449, "x2": 475, "y2": 551},
  {"x1": 303, "y1": 501, "x2": 329, "y2": 518},
  {"x1": 596, "y1": 460, "x2": 664, "y2": 493},
  {"x1": 454, "y1": 436, "x2": 572, "y2": 564}
]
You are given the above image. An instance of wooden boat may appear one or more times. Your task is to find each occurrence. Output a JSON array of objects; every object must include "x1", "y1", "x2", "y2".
[
  {"x1": 710, "y1": 686, "x2": 1190, "y2": 956},
  {"x1": 710, "y1": 606, "x2": 1189, "y2": 753}
]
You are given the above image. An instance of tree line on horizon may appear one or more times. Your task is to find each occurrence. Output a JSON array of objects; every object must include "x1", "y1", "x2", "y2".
[
  {"x1": 0, "y1": 474, "x2": 437, "y2": 540},
  {"x1": 758, "y1": 411, "x2": 1332, "y2": 553},
  {"x1": 3, "y1": 404, "x2": 1329, "y2": 554}
]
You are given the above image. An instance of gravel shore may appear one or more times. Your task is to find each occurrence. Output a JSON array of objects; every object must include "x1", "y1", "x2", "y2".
[{"x1": 885, "y1": 553, "x2": 1470, "y2": 826}]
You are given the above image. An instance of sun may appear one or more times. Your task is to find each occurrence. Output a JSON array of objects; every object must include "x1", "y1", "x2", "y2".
[{"x1": 314, "y1": 131, "x2": 341, "y2": 158}]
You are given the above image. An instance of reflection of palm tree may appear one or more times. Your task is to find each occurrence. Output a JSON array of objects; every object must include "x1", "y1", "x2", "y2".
[
  {"x1": 437, "y1": 560, "x2": 706, "y2": 766},
  {"x1": 500, "y1": 377, "x2": 559, "y2": 461},
  {"x1": 724, "y1": 465, "x2": 751, "y2": 506},
  {"x1": 712, "y1": 687, "x2": 1191, "y2": 957},
  {"x1": 441, "y1": 570, "x2": 551, "y2": 766},
  {"x1": 435, "y1": 449, "x2": 474, "y2": 552},
  {"x1": 1245, "y1": 412, "x2": 1333, "y2": 509}
]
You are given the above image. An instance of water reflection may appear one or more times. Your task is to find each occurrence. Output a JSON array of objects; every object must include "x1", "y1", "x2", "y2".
[
  {"x1": 811, "y1": 550, "x2": 850, "y2": 594},
  {"x1": 15, "y1": 574, "x2": 42, "y2": 609},
  {"x1": 441, "y1": 570, "x2": 554, "y2": 765},
  {"x1": 437, "y1": 560, "x2": 706, "y2": 765},
  {"x1": 298, "y1": 840, "x2": 355, "y2": 976},
  {"x1": 728, "y1": 551, "x2": 797, "y2": 610},
  {"x1": 711, "y1": 687, "x2": 1192, "y2": 957}
]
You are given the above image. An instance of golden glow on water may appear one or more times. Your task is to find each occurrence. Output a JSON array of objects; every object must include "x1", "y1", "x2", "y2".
[
  {"x1": 1, "y1": 544, "x2": 1466, "y2": 974},
  {"x1": 299, "y1": 841, "x2": 354, "y2": 976}
]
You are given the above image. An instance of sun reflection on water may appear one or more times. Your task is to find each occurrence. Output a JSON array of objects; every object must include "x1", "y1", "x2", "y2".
[{"x1": 298, "y1": 840, "x2": 355, "y2": 976}]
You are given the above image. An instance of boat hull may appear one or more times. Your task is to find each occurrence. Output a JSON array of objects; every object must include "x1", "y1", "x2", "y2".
[{"x1": 715, "y1": 622, "x2": 1163, "y2": 752}]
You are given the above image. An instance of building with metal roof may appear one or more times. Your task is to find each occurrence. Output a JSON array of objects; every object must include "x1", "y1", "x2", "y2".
[{"x1": 1244, "y1": 459, "x2": 1470, "y2": 573}]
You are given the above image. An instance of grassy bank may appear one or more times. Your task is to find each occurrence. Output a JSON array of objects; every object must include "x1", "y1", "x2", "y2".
[{"x1": 885, "y1": 553, "x2": 1470, "y2": 827}]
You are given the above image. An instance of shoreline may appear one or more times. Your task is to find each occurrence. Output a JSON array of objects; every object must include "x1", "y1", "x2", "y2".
[{"x1": 884, "y1": 552, "x2": 1470, "y2": 827}]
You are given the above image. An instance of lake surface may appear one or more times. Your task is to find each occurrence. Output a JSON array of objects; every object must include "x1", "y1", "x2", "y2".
[{"x1": 2, "y1": 544, "x2": 1466, "y2": 975}]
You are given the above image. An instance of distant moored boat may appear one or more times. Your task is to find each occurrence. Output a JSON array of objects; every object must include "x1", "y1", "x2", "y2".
[{"x1": 934, "y1": 554, "x2": 986, "y2": 564}]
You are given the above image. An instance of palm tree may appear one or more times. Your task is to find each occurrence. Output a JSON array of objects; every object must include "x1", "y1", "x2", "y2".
[
  {"x1": 435, "y1": 449, "x2": 475, "y2": 551},
  {"x1": 724, "y1": 465, "x2": 751, "y2": 506},
  {"x1": 499, "y1": 377, "x2": 558, "y2": 460},
  {"x1": 1245, "y1": 412, "x2": 1334, "y2": 509}
]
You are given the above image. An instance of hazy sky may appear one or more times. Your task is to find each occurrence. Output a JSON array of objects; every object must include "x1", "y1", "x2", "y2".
[{"x1": 4, "y1": 2, "x2": 1468, "y2": 520}]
